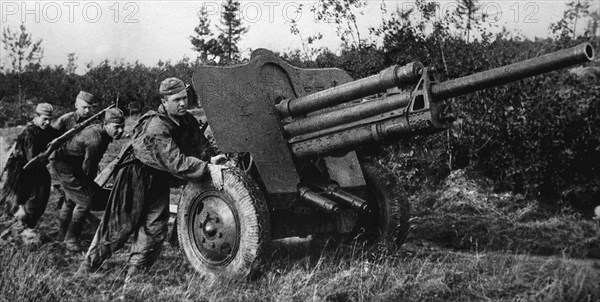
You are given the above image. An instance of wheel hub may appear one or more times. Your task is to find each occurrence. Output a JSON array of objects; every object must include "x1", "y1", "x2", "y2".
[{"x1": 190, "y1": 193, "x2": 240, "y2": 264}]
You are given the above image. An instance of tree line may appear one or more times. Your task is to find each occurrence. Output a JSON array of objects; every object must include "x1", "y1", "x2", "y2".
[{"x1": 1, "y1": 0, "x2": 599, "y2": 212}]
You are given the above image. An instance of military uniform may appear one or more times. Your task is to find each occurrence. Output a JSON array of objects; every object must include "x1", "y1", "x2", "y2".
[
  {"x1": 52, "y1": 111, "x2": 88, "y2": 131},
  {"x1": 0, "y1": 123, "x2": 57, "y2": 228},
  {"x1": 51, "y1": 123, "x2": 112, "y2": 250},
  {"x1": 84, "y1": 104, "x2": 215, "y2": 269},
  {"x1": 49, "y1": 111, "x2": 101, "y2": 207},
  {"x1": 50, "y1": 91, "x2": 99, "y2": 211}
]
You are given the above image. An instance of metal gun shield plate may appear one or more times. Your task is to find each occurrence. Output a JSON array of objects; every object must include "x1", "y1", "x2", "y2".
[{"x1": 193, "y1": 49, "x2": 354, "y2": 193}]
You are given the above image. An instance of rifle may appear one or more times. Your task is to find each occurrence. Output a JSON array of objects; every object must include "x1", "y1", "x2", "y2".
[
  {"x1": 94, "y1": 142, "x2": 131, "y2": 187},
  {"x1": 23, "y1": 103, "x2": 116, "y2": 171}
]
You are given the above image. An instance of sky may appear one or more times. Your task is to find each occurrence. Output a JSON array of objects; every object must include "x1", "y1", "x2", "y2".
[{"x1": 0, "y1": 0, "x2": 598, "y2": 73}]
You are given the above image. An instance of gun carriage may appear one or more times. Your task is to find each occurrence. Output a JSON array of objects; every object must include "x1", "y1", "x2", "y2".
[{"x1": 175, "y1": 43, "x2": 595, "y2": 278}]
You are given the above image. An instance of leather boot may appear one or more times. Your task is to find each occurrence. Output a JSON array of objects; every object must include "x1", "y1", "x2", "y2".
[
  {"x1": 58, "y1": 201, "x2": 72, "y2": 241},
  {"x1": 64, "y1": 219, "x2": 85, "y2": 252},
  {"x1": 58, "y1": 217, "x2": 70, "y2": 241}
]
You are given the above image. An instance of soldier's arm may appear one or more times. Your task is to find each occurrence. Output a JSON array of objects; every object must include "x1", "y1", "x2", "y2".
[
  {"x1": 51, "y1": 114, "x2": 66, "y2": 131},
  {"x1": 82, "y1": 132, "x2": 104, "y2": 178},
  {"x1": 133, "y1": 117, "x2": 209, "y2": 180}
]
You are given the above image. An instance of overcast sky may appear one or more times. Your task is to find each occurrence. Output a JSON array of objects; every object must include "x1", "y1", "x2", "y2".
[{"x1": 0, "y1": 1, "x2": 597, "y2": 73}]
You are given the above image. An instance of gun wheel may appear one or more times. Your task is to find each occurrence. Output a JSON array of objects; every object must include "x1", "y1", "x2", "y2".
[
  {"x1": 359, "y1": 158, "x2": 410, "y2": 248},
  {"x1": 177, "y1": 168, "x2": 270, "y2": 279}
]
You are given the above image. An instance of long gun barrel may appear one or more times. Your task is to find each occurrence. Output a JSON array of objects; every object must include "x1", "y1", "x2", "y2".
[
  {"x1": 23, "y1": 103, "x2": 116, "y2": 170},
  {"x1": 193, "y1": 43, "x2": 595, "y2": 194},
  {"x1": 431, "y1": 43, "x2": 595, "y2": 99},
  {"x1": 285, "y1": 43, "x2": 595, "y2": 157},
  {"x1": 275, "y1": 62, "x2": 424, "y2": 117}
]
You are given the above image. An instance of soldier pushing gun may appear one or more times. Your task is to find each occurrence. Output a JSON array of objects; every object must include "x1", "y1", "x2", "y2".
[{"x1": 77, "y1": 77, "x2": 228, "y2": 282}]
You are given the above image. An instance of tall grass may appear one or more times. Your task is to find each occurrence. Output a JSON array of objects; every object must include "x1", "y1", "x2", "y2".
[
  {"x1": 0, "y1": 245, "x2": 65, "y2": 301},
  {"x1": 1, "y1": 238, "x2": 599, "y2": 301}
]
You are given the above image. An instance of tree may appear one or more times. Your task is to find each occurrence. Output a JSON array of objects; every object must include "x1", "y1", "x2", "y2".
[
  {"x1": 455, "y1": 0, "x2": 484, "y2": 42},
  {"x1": 550, "y1": 0, "x2": 591, "y2": 38},
  {"x1": 66, "y1": 52, "x2": 78, "y2": 74},
  {"x1": 311, "y1": 0, "x2": 368, "y2": 49},
  {"x1": 190, "y1": 1, "x2": 248, "y2": 65},
  {"x1": 587, "y1": 10, "x2": 600, "y2": 36},
  {"x1": 288, "y1": 4, "x2": 323, "y2": 61},
  {"x1": 1, "y1": 24, "x2": 44, "y2": 101},
  {"x1": 217, "y1": 0, "x2": 248, "y2": 64},
  {"x1": 190, "y1": 6, "x2": 222, "y2": 64}
]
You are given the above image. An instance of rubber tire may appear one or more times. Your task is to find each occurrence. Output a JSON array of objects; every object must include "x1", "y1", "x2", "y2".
[
  {"x1": 177, "y1": 167, "x2": 270, "y2": 279},
  {"x1": 359, "y1": 158, "x2": 410, "y2": 248}
]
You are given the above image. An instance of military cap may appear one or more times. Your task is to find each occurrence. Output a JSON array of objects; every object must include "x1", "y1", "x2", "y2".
[
  {"x1": 76, "y1": 91, "x2": 96, "y2": 104},
  {"x1": 35, "y1": 103, "x2": 54, "y2": 117},
  {"x1": 159, "y1": 77, "x2": 187, "y2": 96},
  {"x1": 104, "y1": 108, "x2": 125, "y2": 124}
]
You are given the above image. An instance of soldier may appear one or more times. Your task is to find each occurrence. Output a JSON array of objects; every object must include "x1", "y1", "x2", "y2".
[
  {"x1": 53, "y1": 91, "x2": 97, "y2": 130},
  {"x1": 50, "y1": 91, "x2": 97, "y2": 211},
  {"x1": 0, "y1": 103, "x2": 57, "y2": 241},
  {"x1": 51, "y1": 108, "x2": 125, "y2": 252},
  {"x1": 77, "y1": 77, "x2": 226, "y2": 279}
]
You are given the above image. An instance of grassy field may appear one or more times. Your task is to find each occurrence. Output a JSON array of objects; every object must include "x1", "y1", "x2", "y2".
[{"x1": 1, "y1": 117, "x2": 600, "y2": 301}]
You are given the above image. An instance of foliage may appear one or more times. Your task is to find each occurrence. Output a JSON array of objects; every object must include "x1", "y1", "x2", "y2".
[
  {"x1": 189, "y1": 6, "x2": 222, "y2": 65},
  {"x1": 444, "y1": 38, "x2": 600, "y2": 211},
  {"x1": 310, "y1": 0, "x2": 369, "y2": 49},
  {"x1": 218, "y1": 0, "x2": 248, "y2": 64},
  {"x1": 1, "y1": 24, "x2": 43, "y2": 73},
  {"x1": 189, "y1": 1, "x2": 248, "y2": 65},
  {"x1": 300, "y1": 0, "x2": 600, "y2": 213},
  {"x1": 66, "y1": 52, "x2": 78, "y2": 74},
  {"x1": 453, "y1": 0, "x2": 487, "y2": 43},
  {"x1": 0, "y1": 1, "x2": 598, "y2": 212},
  {"x1": 1, "y1": 24, "x2": 44, "y2": 103},
  {"x1": 550, "y1": 0, "x2": 596, "y2": 38},
  {"x1": 0, "y1": 57, "x2": 201, "y2": 127},
  {"x1": 288, "y1": 4, "x2": 323, "y2": 61}
]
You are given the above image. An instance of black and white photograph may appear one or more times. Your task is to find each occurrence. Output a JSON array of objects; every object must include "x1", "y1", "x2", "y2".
[{"x1": 1, "y1": 1, "x2": 599, "y2": 301}]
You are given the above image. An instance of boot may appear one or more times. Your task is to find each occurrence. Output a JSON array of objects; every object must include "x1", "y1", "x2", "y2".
[
  {"x1": 64, "y1": 219, "x2": 85, "y2": 252},
  {"x1": 58, "y1": 217, "x2": 70, "y2": 241},
  {"x1": 124, "y1": 265, "x2": 144, "y2": 285}
]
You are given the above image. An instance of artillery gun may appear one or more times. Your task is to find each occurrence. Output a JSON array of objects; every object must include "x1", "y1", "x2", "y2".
[{"x1": 176, "y1": 43, "x2": 595, "y2": 278}]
